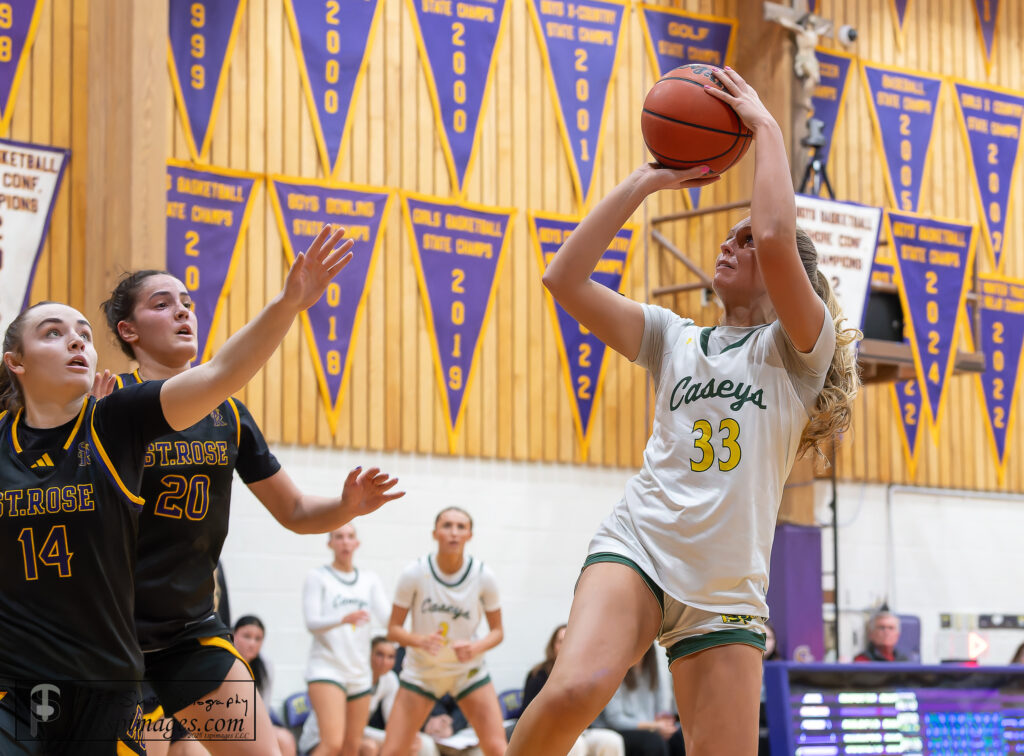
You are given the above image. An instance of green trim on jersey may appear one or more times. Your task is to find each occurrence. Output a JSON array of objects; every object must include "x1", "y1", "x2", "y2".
[
  {"x1": 583, "y1": 552, "x2": 664, "y2": 612},
  {"x1": 699, "y1": 325, "x2": 769, "y2": 356},
  {"x1": 666, "y1": 628, "x2": 767, "y2": 664},
  {"x1": 309, "y1": 678, "x2": 350, "y2": 693},
  {"x1": 427, "y1": 555, "x2": 475, "y2": 588},
  {"x1": 399, "y1": 679, "x2": 439, "y2": 702},
  {"x1": 325, "y1": 565, "x2": 359, "y2": 587},
  {"x1": 454, "y1": 675, "x2": 492, "y2": 700}
]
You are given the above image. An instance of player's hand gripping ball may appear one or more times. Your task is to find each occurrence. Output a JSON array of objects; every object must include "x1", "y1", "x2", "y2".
[{"x1": 641, "y1": 63, "x2": 753, "y2": 174}]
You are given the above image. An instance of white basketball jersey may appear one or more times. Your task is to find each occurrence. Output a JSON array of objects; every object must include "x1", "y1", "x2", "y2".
[
  {"x1": 591, "y1": 303, "x2": 833, "y2": 617},
  {"x1": 303, "y1": 565, "x2": 390, "y2": 680},
  {"x1": 394, "y1": 555, "x2": 500, "y2": 676}
]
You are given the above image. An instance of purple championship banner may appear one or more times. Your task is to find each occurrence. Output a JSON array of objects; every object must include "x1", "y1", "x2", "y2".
[
  {"x1": 873, "y1": 260, "x2": 925, "y2": 477},
  {"x1": 888, "y1": 211, "x2": 976, "y2": 443},
  {"x1": 168, "y1": 0, "x2": 247, "y2": 163},
  {"x1": 810, "y1": 47, "x2": 854, "y2": 174},
  {"x1": 284, "y1": 0, "x2": 383, "y2": 178},
  {"x1": 527, "y1": 0, "x2": 628, "y2": 209},
  {"x1": 529, "y1": 212, "x2": 636, "y2": 460},
  {"x1": 861, "y1": 62, "x2": 943, "y2": 214},
  {"x1": 0, "y1": 139, "x2": 68, "y2": 330},
  {"x1": 951, "y1": 80, "x2": 1024, "y2": 272},
  {"x1": 269, "y1": 178, "x2": 391, "y2": 434},
  {"x1": 974, "y1": 274, "x2": 1024, "y2": 485},
  {"x1": 165, "y1": 162, "x2": 260, "y2": 364},
  {"x1": 403, "y1": 193, "x2": 513, "y2": 451},
  {"x1": 893, "y1": 378, "x2": 925, "y2": 478},
  {"x1": 405, "y1": 0, "x2": 508, "y2": 197},
  {"x1": 972, "y1": 0, "x2": 1003, "y2": 77},
  {"x1": 636, "y1": 5, "x2": 734, "y2": 210},
  {"x1": 0, "y1": 1, "x2": 42, "y2": 134},
  {"x1": 889, "y1": 0, "x2": 911, "y2": 49}
]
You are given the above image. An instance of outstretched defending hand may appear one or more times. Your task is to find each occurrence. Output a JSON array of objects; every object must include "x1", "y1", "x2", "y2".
[
  {"x1": 339, "y1": 466, "x2": 405, "y2": 519},
  {"x1": 281, "y1": 224, "x2": 355, "y2": 311},
  {"x1": 702, "y1": 66, "x2": 776, "y2": 134},
  {"x1": 91, "y1": 370, "x2": 116, "y2": 400}
]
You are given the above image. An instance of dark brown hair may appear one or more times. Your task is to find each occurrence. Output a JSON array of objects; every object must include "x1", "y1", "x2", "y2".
[
  {"x1": 623, "y1": 643, "x2": 660, "y2": 692},
  {"x1": 529, "y1": 623, "x2": 567, "y2": 679},
  {"x1": 100, "y1": 270, "x2": 170, "y2": 358}
]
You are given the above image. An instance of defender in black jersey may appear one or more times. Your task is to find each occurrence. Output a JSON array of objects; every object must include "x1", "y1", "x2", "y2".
[
  {"x1": 0, "y1": 225, "x2": 357, "y2": 754},
  {"x1": 102, "y1": 266, "x2": 403, "y2": 754}
]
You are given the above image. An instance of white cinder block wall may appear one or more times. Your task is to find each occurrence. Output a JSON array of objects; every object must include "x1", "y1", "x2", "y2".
[
  {"x1": 820, "y1": 481, "x2": 1024, "y2": 665},
  {"x1": 221, "y1": 446, "x2": 1024, "y2": 709},
  {"x1": 220, "y1": 446, "x2": 633, "y2": 708}
]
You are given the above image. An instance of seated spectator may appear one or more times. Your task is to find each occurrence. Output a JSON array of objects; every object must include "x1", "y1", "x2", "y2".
[
  {"x1": 234, "y1": 615, "x2": 298, "y2": 756},
  {"x1": 521, "y1": 624, "x2": 624, "y2": 756},
  {"x1": 301, "y1": 638, "x2": 438, "y2": 756},
  {"x1": 593, "y1": 645, "x2": 684, "y2": 756},
  {"x1": 854, "y1": 611, "x2": 908, "y2": 662}
]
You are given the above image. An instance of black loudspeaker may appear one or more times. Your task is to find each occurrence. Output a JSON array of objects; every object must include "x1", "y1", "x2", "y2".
[{"x1": 862, "y1": 292, "x2": 904, "y2": 342}]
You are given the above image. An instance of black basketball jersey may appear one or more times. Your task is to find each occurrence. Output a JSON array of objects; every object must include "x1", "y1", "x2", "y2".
[
  {"x1": 117, "y1": 371, "x2": 280, "y2": 651},
  {"x1": 0, "y1": 383, "x2": 170, "y2": 687}
]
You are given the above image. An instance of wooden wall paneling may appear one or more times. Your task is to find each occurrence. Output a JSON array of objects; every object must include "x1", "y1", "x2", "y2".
[
  {"x1": 69, "y1": 0, "x2": 89, "y2": 317},
  {"x1": 398, "y1": 0, "x2": 418, "y2": 455},
  {"x1": 494, "y1": 10, "x2": 513, "y2": 461},
  {"x1": 243, "y1": 0, "x2": 266, "y2": 429},
  {"x1": 48, "y1": 0, "x2": 71, "y2": 314},
  {"x1": 382, "y1": 0, "x2": 402, "y2": 451},
  {"x1": 13, "y1": 0, "x2": 1024, "y2": 488},
  {"x1": 510, "y1": 0, "x2": 530, "y2": 461}
]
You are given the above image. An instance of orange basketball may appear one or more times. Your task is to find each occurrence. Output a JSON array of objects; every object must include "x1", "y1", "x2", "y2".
[{"x1": 641, "y1": 64, "x2": 752, "y2": 174}]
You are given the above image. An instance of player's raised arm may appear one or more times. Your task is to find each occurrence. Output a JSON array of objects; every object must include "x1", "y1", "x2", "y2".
[
  {"x1": 704, "y1": 67, "x2": 825, "y2": 352},
  {"x1": 159, "y1": 225, "x2": 352, "y2": 431},
  {"x1": 542, "y1": 164, "x2": 719, "y2": 361}
]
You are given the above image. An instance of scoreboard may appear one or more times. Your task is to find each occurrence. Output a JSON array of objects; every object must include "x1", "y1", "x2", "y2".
[{"x1": 764, "y1": 663, "x2": 1024, "y2": 755}]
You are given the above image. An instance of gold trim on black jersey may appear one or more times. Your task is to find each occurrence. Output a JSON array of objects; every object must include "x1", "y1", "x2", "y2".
[
  {"x1": 10, "y1": 398, "x2": 89, "y2": 453},
  {"x1": 89, "y1": 403, "x2": 145, "y2": 506},
  {"x1": 198, "y1": 635, "x2": 254, "y2": 679},
  {"x1": 226, "y1": 397, "x2": 242, "y2": 448}
]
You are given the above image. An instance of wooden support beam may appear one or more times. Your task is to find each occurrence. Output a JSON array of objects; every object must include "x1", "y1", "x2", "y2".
[
  {"x1": 84, "y1": 0, "x2": 168, "y2": 371},
  {"x1": 650, "y1": 229, "x2": 714, "y2": 288}
]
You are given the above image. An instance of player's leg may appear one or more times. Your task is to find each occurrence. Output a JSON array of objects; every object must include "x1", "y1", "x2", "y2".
[
  {"x1": 171, "y1": 657, "x2": 281, "y2": 755},
  {"x1": 670, "y1": 643, "x2": 763, "y2": 756},
  {"x1": 506, "y1": 562, "x2": 662, "y2": 756},
  {"x1": 341, "y1": 692, "x2": 372, "y2": 756},
  {"x1": 308, "y1": 681, "x2": 349, "y2": 756},
  {"x1": 273, "y1": 724, "x2": 297, "y2": 756},
  {"x1": 453, "y1": 682, "x2": 506, "y2": 756},
  {"x1": 168, "y1": 736, "x2": 212, "y2": 755},
  {"x1": 379, "y1": 688, "x2": 436, "y2": 756}
]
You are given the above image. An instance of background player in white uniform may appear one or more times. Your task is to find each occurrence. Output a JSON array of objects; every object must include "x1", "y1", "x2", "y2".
[
  {"x1": 507, "y1": 67, "x2": 860, "y2": 756},
  {"x1": 304, "y1": 523, "x2": 390, "y2": 756},
  {"x1": 381, "y1": 508, "x2": 506, "y2": 756}
]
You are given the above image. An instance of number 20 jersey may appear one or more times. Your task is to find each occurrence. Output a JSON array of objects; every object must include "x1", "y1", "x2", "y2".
[{"x1": 117, "y1": 371, "x2": 280, "y2": 651}]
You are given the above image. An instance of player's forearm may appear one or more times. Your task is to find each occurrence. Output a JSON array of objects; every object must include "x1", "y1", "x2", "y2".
[
  {"x1": 279, "y1": 493, "x2": 353, "y2": 534},
  {"x1": 160, "y1": 294, "x2": 300, "y2": 430},
  {"x1": 472, "y1": 628, "x2": 503, "y2": 655},
  {"x1": 542, "y1": 172, "x2": 646, "y2": 295},
  {"x1": 387, "y1": 623, "x2": 421, "y2": 648},
  {"x1": 749, "y1": 121, "x2": 796, "y2": 256}
]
